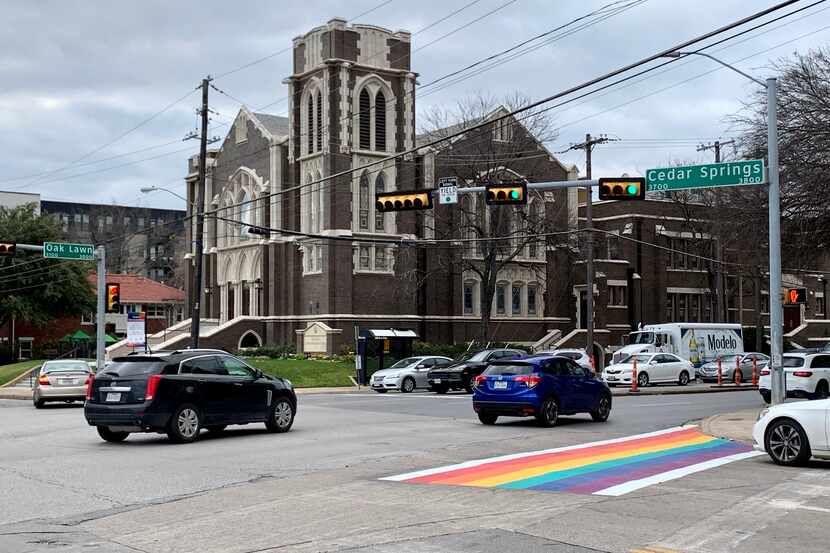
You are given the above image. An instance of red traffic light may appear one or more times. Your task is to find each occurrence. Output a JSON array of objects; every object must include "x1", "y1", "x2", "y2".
[{"x1": 106, "y1": 283, "x2": 121, "y2": 313}]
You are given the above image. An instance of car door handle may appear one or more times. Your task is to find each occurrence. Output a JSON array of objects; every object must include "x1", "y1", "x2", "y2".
[
  {"x1": 233, "y1": 383, "x2": 244, "y2": 387},
  {"x1": 197, "y1": 379, "x2": 207, "y2": 383}
]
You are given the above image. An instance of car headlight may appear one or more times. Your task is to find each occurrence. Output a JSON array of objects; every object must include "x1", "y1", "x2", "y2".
[
  {"x1": 284, "y1": 379, "x2": 293, "y2": 388},
  {"x1": 757, "y1": 408, "x2": 769, "y2": 421}
]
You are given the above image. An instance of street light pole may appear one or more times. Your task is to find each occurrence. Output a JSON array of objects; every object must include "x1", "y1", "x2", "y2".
[
  {"x1": 192, "y1": 77, "x2": 211, "y2": 349},
  {"x1": 663, "y1": 52, "x2": 782, "y2": 404}
]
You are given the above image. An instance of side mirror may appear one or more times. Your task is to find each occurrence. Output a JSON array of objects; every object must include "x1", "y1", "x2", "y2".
[
  {"x1": 254, "y1": 368, "x2": 263, "y2": 379},
  {"x1": 649, "y1": 360, "x2": 658, "y2": 365}
]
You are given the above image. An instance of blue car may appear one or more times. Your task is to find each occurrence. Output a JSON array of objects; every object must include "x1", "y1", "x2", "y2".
[{"x1": 472, "y1": 355, "x2": 612, "y2": 426}]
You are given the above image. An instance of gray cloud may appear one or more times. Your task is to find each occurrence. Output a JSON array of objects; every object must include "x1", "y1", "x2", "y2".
[{"x1": 1, "y1": 0, "x2": 827, "y2": 209}]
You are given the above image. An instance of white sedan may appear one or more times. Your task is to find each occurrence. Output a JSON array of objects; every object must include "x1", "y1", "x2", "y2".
[
  {"x1": 753, "y1": 399, "x2": 830, "y2": 465},
  {"x1": 538, "y1": 349, "x2": 592, "y2": 370},
  {"x1": 601, "y1": 352, "x2": 694, "y2": 387},
  {"x1": 758, "y1": 352, "x2": 830, "y2": 403}
]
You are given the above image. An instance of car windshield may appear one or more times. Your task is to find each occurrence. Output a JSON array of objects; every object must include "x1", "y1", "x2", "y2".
[
  {"x1": 388, "y1": 358, "x2": 419, "y2": 369},
  {"x1": 41, "y1": 362, "x2": 91, "y2": 373},
  {"x1": 782, "y1": 356, "x2": 805, "y2": 367},
  {"x1": 621, "y1": 354, "x2": 653, "y2": 364},
  {"x1": 103, "y1": 360, "x2": 169, "y2": 377},
  {"x1": 484, "y1": 363, "x2": 535, "y2": 376},
  {"x1": 716, "y1": 354, "x2": 740, "y2": 363},
  {"x1": 557, "y1": 352, "x2": 581, "y2": 360},
  {"x1": 457, "y1": 351, "x2": 489, "y2": 363},
  {"x1": 629, "y1": 332, "x2": 655, "y2": 345}
]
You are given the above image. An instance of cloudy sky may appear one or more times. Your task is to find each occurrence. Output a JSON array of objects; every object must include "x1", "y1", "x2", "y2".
[{"x1": 1, "y1": 0, "x2": 828, "y2": 210}]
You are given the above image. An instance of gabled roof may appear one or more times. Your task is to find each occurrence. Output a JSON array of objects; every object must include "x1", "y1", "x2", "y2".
[
  {"x1": 252, "y1": 112, "x2": 289, "y2": 139},
  {"x1": 415, "y1": 105, "x2": 575, "y2": 176},
  {"x1": 87, "y1": 273, "x2": 185, "y2": 304}
]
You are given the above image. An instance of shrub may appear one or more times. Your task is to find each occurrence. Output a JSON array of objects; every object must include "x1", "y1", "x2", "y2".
[{"x1": 242, "y1": 345, "x2": 296, "y2": 358}]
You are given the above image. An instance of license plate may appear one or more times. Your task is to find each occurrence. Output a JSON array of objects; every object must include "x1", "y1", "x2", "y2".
[
  {"x1": 433, "y1": 378, "x2": 441, "y2": 384},
  {"x1": 607, "y1": 376, "x2": 618, "y2": 381},
  {"x1": 105, "y1": 392, "x2": 121, "y2": 402},
  {"x1": 494, "y1": 381, "x2": 508, "y2": 389},
  {"x1": 58, "y1": 379, "x2": 72, "y2": 385}
]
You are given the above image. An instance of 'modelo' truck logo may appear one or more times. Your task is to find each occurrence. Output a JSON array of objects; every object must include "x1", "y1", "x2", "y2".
[{"x1": 707, "y1": 334, "x2": 737, "y2": 350}]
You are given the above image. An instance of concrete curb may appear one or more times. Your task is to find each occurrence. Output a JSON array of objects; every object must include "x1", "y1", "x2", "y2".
[
  {"x1": 699, "y1": 408, "x2": 763, "y2": 443},
  {"x1": 611, "y1": 384, "x2": 759, "y2": 397},
  {"x1": 4, "y1": 366, "x2": 39, "y2": 388}
]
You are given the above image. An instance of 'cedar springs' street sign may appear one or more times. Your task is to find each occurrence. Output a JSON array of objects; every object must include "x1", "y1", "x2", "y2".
[{"x1": 646, "y1": 159, "x2": 765, "y2": 192}]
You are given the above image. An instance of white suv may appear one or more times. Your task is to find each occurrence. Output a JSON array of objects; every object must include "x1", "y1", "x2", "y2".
[{"x1": 758, "y1": 352, "x2": 830, "y2": 403}]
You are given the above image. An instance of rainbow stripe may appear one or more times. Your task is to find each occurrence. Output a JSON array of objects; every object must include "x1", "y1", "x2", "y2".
[{"x1": 382, "y1": 427, "x2": 760, "y2": 496}]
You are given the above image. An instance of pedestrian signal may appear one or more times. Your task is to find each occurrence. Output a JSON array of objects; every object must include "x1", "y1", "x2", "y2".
[{"x1": 784, "y1": 287, "x2": 807, "y2": 305}]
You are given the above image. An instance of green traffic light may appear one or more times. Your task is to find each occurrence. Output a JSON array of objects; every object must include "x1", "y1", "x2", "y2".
[
  {"x1": 509, "y1": 190, "x2": 520, "y2": 200},
  {"x1": 626, "y1": 184, "x2": 638, "y2": 195}
]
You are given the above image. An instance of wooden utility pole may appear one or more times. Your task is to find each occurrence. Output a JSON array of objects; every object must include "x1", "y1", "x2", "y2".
[
  {"x1": 191, "y1": 76, "x2": 211, "y2": 348},
  {"x1": 565, "y1": 133, "x2": 613, "y2": 364}
]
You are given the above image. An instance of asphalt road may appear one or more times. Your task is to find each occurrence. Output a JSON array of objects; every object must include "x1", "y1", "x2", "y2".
[{"x1": 1, "y1": 390, "x2": 828, "y2": 553}]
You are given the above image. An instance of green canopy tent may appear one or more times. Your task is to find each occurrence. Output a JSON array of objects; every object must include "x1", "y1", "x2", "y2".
[
  {"x1": 104, "y1": 334, "x2": 118, "y2": 345},
  {"x1": 70, "y1": 329, "x2": 92, "y2": 358},
  {"x1": 57, "y1": 334, "x2": 72, "y2": 357}
]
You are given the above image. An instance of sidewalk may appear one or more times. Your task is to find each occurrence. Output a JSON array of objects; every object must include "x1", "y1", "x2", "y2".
[
  {"x1": 699, "y1": 408, "x2": 763, "y2": 443},
  {"x1": 611, "y1": 382, "x2": 758, "y2": 397}
]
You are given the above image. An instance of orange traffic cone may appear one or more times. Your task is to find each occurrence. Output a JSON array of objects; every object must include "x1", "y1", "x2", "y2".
[{"x1": 631, "y1": 358, "x2": 639, "y2": 393}]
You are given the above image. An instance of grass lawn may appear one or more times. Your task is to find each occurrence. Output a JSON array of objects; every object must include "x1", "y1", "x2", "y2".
[
  {"x1": 244, "y1": 357, "x2": 354, "y2": 388},
  {"x1": 0, "y1": 359, "x2": 45, "y2": 387}
]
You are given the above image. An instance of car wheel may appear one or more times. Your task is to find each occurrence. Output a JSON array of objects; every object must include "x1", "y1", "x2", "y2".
[
  {"x1": 33, "y1": 398, "x2": 45, "y2": 409},
  {"x1": 637, "y1": 372, "x2": 649, "y2": 388},
  {"x1": 478, "y1": 413, "x2": 498, "y2": 425},
  {"x1": 374, "y1": 389, "x2": 388, "y2": 394},
  {"x1": 401, "y1": 377, "x2": 416, "y2": 393},
  {"x1": 678, "y1": 371, "x2": 690, "y2": 386},
  {"x1": 760, "y1": 390, "x2": 771, "y2": 404},
  {"x1": 463, "y1": 378, "x2": 475, "y2": 394},
  {"x1": 590, "y1": 394, "x2": 612, "y2": 422},
  {"x1": 765, "y1": 418, "x2": 811, "y2": 466},
  {"x1": 536, "y1": 396, "x2": 559, "y2": 427},
  {"x1": 812, "y1": 380, "x2": 829, "y2": 400},
  {"x1": 167, "y1": 403, "x2": 202, "y2": 443},
  {"x1": 97, "y1": 426, "x2": 129, "y2": 443},
  {"x1": 206, "y1": 425, "x2": 227, "y2": 434},
  {"x1": 265, "y1": 397, "x2": 295, "y2": 433},
  {"x1": 433, "y1": 385, "x2": 449, "y2": 394}
]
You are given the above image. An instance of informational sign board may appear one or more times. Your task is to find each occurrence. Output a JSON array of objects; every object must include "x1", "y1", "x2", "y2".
[
  {"x1": 438, "y1": 177, "x2": 458, "y2": 205},
  {"x1": 645, "y1": 160, "x2": 764, "y2": 192},
  {"x1": 126, "y1": 312, "x2": 146, "y2": 348},
  {"x1": 43, "y1": 242, "x2": 95, "y2": 261}
]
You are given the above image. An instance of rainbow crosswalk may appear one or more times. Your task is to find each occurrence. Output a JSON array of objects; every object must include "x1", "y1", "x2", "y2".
[{"x1": 382, "y1": 426, "x2": 761, "y2": 496}]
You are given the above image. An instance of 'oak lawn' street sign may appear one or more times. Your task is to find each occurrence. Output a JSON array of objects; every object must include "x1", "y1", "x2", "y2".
[
  {"x1": 645, "y1": 159, "x2": 765, "y2": 192},
  {"x1": 43, "y1": 242, "x2": 95, "y2": 261}
]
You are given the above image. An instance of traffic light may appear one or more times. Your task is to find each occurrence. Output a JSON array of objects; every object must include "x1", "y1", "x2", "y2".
[
  {"x1": 598, "y1": 177, "x2": 646, "y2": 201},
  {"x1": 485, "y1": 181, "x2": 527, "y2": 205},
  {"x1": 784, "y1": 287, "x2": 807, "y2": 305},
  {"x1": 375, "y1": 190, "x2": 434, "y2": 212},
  {"x1": 106, "y1": 283, "x2": 121, "y2": 313},
  {"x1": 0, "y1": 241, "x2": 16, "y2": 257}
]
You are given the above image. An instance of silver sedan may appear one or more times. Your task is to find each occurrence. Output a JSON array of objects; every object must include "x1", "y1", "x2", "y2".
[
  {"x1": 697, "y1": 352, "x2": 769, "y2": 383},
  {"x1": 33, "y1": 360, "x2": 93, "y2": 408},
  {"x1": 371, "y1": 356, "x2": 454, "y2": 393}
]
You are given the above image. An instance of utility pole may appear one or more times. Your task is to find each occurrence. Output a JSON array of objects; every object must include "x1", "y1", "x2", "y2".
[
  {"x1": 191, "y1": 76, "x2": 211, "y2": 349},
  {"x1": 564, "y1": 133, "x2": 614, "y2": 366}
]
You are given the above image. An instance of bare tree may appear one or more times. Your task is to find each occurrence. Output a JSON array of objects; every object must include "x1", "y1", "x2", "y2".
[{"x1": 411, "y1": 93, "x2": 569, "y2": 342}]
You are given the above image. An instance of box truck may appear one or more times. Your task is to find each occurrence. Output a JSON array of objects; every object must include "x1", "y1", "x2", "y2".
[{"x1": 612, "y1": 323, "x2": 743, "y2": 368}]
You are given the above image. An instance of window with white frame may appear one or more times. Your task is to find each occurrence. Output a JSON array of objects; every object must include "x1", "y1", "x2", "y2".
[
  {"x1": 307, "y1": 94, "x2": 315, "y2": 154},
  {"x1": 512, "y1": 283, "x2": 523, "y2": 315},
  {"x1": 303, "y1": 244, "x2": 323, "y2": 275},
  {"x1": 356, "y1": 80, "x2": 392, "y2": 153},
  {"x1": 463, "y1": 282, "x2": 476, "y2": 314},
  {"x1": 607, "y1": 234, "x2": 621, "y2": 259},
  {"x1": 358, "y1": 89, "x2": 371, "y2": 150},
  {"x1": 81, "y1": 313, "x2": 94, "y2": 325},
  {"x1": 316, "y1": 90, "x2": 323, "y2": 152},
  {"x1": 528, "y1": 285, "x2": 538, "y2": 315},
  {"x1": 374, "y1": 173, "x2": 386, "y2": 232},
  {"x1": 359, "y1": 172, "x2": 369, "y2": 230},
  {"x1": 496, "y1": 283, "x2": 507, "y2": 315},
  {"x1": 608, "y1": 285, "x2": 627, "y2": 307},
  {"x1": 354, "y1": 245, "x2": 393, "y2": 273},
  {"x1": 235, "y1": 113, "x2": 247, "y2": 143},
  {"x1": 144, "y1": 304, "x2": 166, "y2": 319},
  {"x1": 493, "y1": 118, "x2": 513, "y2": 142},
  {"x1": 60, "y1": 214, "x2": 69, "y2": 232}
]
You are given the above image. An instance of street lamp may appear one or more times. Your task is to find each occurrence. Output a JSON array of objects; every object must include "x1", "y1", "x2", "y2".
[
  {"x1": 140, "y1": 186, "x2": 193, "y2": 206},
  {"x1": 663, "y1": 50, "x2": 783, "y2": 404}
]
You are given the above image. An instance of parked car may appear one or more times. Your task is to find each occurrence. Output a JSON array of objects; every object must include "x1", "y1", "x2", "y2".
[
  {"x1": 697, "y1": 352, "x2": 769, "y2": 382},
  {"x1": 753, "y1": 398, "x2": 830, "y2": 465},
  {"x1": 758, "y1": 352, "x2": 830, "y2": 403},
  {"x1": 536, "y1": 348, "x2": 593, "y2": 370},
  {"x1": 84, "y1": 349, "x2": 296, "y2": 443},
  {"x1": 472, "y1": 355, "x2": 612, "y2": 426},
  {"x1": 33, "y1": 360, "x2": 94, "y2": 408},
  {"x1": 371, "y1": 356, "x2": 454, "y2": 393},
  {"x1": 427, "y1": 348, "x2": 525, "y2": 393},
  {"x1": 601, "y1": 352, "x2": 693, "y2": 387}
]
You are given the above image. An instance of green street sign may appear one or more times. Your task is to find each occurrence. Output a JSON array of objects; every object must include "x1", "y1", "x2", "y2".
[
  {"x1": 646, "y1": 159, "x2": 765, "y2": 192},
  {"x1": 43, "y1": 242, "x2": 95, "y2": 261}
]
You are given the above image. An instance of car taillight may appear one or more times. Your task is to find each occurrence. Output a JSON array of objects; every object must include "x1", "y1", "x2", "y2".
[
  {"x1": 85, "y1": 374, "x2": 94, "y2": 400},
  {"x1": 760, "y1": 369, "x2": 770, "y2": 376},
  {"x1": 144, "y1": 374, "x2": 162, "y2": 401},
  {"x1": 38, "y1": 374, "x2": 50, "y2": 385},
  {"x1": 515, "y1": 375, "x2": 542, "y2": 389},
  {"x1": 793, "y1": 371, "x2": 813, "y2": 377},
  {"x1": 473, "y1": 375, "x2": 487, "y2": 388}
]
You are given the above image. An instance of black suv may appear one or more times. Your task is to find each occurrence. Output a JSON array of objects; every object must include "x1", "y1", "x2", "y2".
[
  {"x1": 84, "y1": 349, "x2": 296, "y2": 443},
  {"x1": 427, "y1": 349, "x2": 525, "y2": 393}
]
